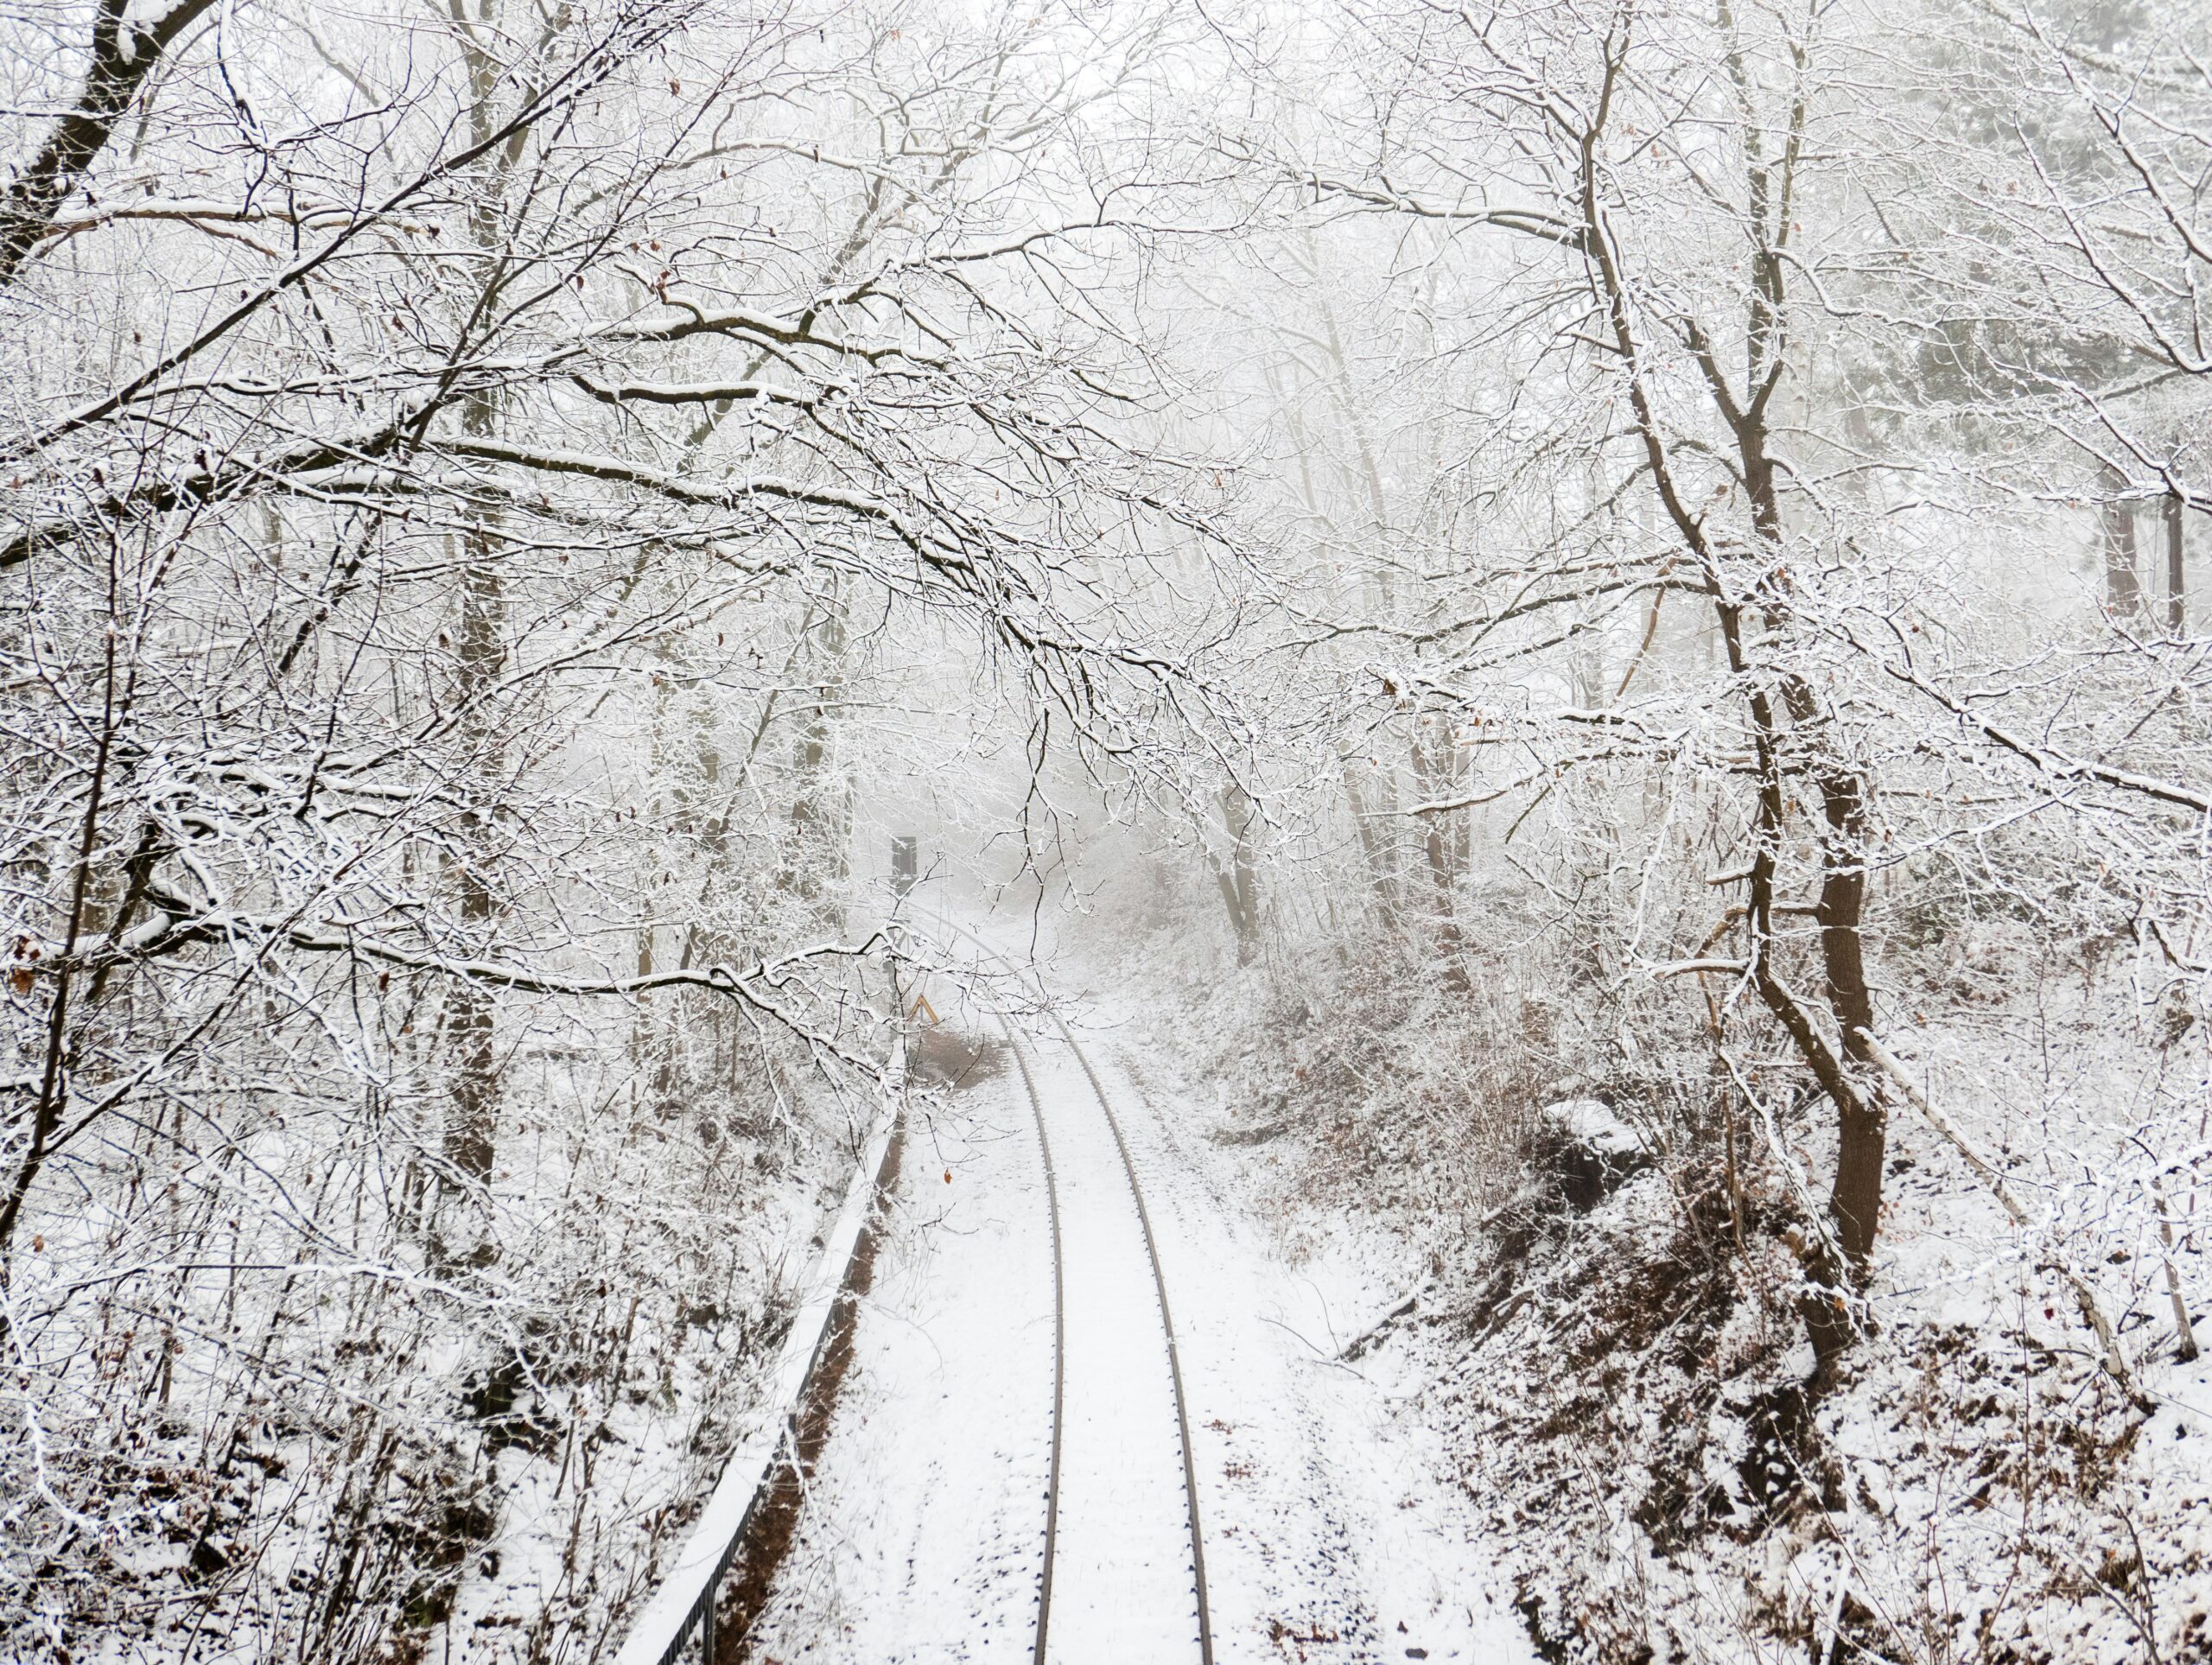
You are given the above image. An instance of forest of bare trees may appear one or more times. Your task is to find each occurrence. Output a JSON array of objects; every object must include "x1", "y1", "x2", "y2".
[{"x1": 2, "y1": 1, "x2": 2208, "y2": 1661}]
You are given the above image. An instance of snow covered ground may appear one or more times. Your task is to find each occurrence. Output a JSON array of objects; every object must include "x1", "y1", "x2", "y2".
[
  {"x1": 740, "y1": 1032, "x2": 1056, "y2": 1662},
  {"x1": 1084, "y1": 1017, "x2": 1534, "y2": 1665},
  {"x1": 741, "y1": 939, "x2": 1535, "y2": 1665}
]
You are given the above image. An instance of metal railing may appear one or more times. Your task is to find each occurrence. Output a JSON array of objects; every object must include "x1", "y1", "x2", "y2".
[{"x1": 611, "y1": 1040, "x2": 904, "y2": 1665}]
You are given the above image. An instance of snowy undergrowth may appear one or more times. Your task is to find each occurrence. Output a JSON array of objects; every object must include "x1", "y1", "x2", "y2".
[
  {"x1": 0, "y1": 1000, "x2": 863, "y2": 1664},
  {"x1": 1091, "y1": 892, "x2": 2211, "y2": 1665}
]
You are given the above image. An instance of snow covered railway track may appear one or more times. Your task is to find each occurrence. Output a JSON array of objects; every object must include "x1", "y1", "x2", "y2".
[{"x1": 995, "y1": 995, "x2": 1215, "y2": 1665}]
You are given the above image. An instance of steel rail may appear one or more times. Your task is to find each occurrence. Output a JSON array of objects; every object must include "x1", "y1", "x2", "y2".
[
  {"x1": 940, "y1": 917, "x2": 1213, "y2": 1665},
  {"x1": 996, "y1": 1013, "x2": 1068, "y2": 1665},
  {"x1": 1050, "y1": 1014, "x2": 1217, "y2": 1665}
]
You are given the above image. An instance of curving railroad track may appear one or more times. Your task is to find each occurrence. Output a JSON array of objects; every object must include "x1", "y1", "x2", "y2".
[
  {"x1": 625, "y1": 919, "x2": 1217, "y2": 1665},
  {"x1": 960, "y1": 921, "x2": 1214, "y2": 1665}
]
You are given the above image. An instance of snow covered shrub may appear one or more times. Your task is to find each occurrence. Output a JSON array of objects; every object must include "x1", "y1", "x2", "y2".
[
  {"x1": 1217, "y1": 907, "x2": 1557, "y2": 1229},
  {"x1": 0, "y1": 981, "x2": 865, "y2": 1662},
  {"x1": 1193, "y1": 911, "x2": 2210, "y2": 1664}
]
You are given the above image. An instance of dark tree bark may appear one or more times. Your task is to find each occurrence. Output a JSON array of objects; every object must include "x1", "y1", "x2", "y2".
[
  {"x1": 2167, "y1": 491, "x2": 2185, "y2": 635},
  {"x1": 1783, "y1": 677, "x2": 1881, "y2": 1270},
  {"x1": 0, "y1": 0, "x2": 219, "y2": 288}
]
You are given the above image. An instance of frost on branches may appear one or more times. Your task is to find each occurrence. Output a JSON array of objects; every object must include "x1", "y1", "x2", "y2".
[{"x1": 3, "y1": 0, "x2": 2210, "y2": 1662}]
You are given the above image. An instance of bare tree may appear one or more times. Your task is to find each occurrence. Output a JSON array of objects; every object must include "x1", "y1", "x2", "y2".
[{"x1": 0, "y1": 1, "x2": 1233, "y2": 1650}]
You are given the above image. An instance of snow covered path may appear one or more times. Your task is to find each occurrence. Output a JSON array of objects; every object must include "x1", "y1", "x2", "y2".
[{"x1": 740, "y1": 967, "x2": 1534, "y2": 1665}]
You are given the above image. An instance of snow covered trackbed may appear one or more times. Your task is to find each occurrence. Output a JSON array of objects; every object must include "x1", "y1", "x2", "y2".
[
  {"x1": 1001, "y1": 1007, "x2": 1214, "y2": 1665},
  {"x1": 728, "y1": 925, "x2": 1535, "y2": 1665}
]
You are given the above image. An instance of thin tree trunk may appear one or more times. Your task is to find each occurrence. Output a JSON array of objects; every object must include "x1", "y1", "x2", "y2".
[
  {"x1": 1215, "y1": 783, "x2": 1262, "y2": 964},
  {"x1": 2104, "y1": 468, "x2": 2145, "y2": 618},
  {"x1": 0, "y1": 629, "x2": 124, "y2": 1261},
  {"x1": 2166, "y1": 490, "x2": 2185, "y2": 635},
  {"x1": 787, "y1": 589, "x2": 849, "y2": 927},
  {"x1": 2152, "y1": 1172, "x2": 2199, "y2": 1363},
  {"x1": 439, "y1": 463, "x2": 504, "y2": 1269},
  {"x1": 1411, "y1": 726, "x2": 1468, "y2": 990},
  {"x1": 435, "y1": 2, "x2": 515, "y2": 1266},
  {"x1": 1342, "y1": 762, "x2": 1398, "y2": 925}
]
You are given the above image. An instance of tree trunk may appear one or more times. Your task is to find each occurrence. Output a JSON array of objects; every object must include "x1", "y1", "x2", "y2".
[
  {"x1": 1342, "y1": 761, "x2": 1399, "y2": 926},
  {"x1": 787, "y1": 591, "x2": 850, "y2": 929},
  {"x1": 1215, "y1": 784, "x2": 1262, "y2": 964},
  {"x1": 435, "y1": 4, "x2": 514, "y2": 1265},
  {"x1": 2167, "y1": 490, "x2": 2185, "y2": 635},
  {"x1": 2104, "y1": 468, "x2": 2145, "y2": 617},
  {"x1": 1796, "y1": 686, "x2": 1883, "y2": 1271},
  {"x1": 1411, "y1": 725, "x2": 1469, "y2": 990},
  {"x1": 438, "y1": 450, "x2": 504, "y2": 1272},
  {"x1": 1750, "y1": 434, "x2": 1885, "y2": 1376}
]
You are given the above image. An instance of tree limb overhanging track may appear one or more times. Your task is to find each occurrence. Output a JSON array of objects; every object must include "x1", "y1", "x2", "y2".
[{"x1": 950, "y1": 918, "x2": 1214, "y2": 1665}]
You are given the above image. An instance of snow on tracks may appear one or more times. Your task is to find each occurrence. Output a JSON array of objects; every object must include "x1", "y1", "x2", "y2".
[
  {"x1": 740, "y1": 924, "x2": 1533, "y2": 1663},
  {"x1": 1015, "y1": 1021, "x2": 1211, "y2": 1665},
  {"x1": 737, "y1": 987, "x2": 1211, "y2": 1663}
]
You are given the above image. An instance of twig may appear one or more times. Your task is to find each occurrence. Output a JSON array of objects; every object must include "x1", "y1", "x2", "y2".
[{"x1": 1338, "y1": 1293, "x2": 1418, "y2": 1362}]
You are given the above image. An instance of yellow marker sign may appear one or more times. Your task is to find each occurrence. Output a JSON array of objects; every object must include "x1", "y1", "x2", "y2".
[{"x1": 908, "y1": 993, "x2": 939, "y2": 1025}]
